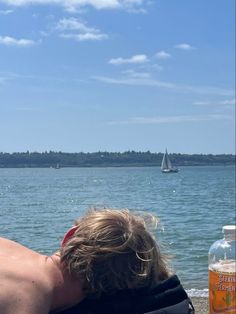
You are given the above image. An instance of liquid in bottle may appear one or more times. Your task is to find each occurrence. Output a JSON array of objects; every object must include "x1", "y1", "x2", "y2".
[{"x1": 209, "y1": 225, "x2": 236, "y2": 313}]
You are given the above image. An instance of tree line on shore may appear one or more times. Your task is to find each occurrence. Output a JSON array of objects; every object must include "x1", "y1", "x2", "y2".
[{"x1": 0, "y1": 151, "x2": 235, "y2": 168}]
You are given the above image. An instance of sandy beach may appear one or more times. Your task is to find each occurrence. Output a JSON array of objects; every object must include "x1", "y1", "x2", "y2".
[{"x1": 191, "y1": 297, "x2": 208, "y2": 313}]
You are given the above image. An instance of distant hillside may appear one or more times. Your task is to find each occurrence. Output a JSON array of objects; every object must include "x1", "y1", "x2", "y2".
[{"x1": 0, "y1": 151, "x2": 235, "y2": 168}]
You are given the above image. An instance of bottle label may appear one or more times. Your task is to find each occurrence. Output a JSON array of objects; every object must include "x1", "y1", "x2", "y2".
[{"x1": 209, "y1": 263, "x2": 236, "y2": 314}]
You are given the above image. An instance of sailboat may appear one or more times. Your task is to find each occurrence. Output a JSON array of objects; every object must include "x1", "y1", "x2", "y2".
[{"x1": 161, "y1": 149, "x2": 179, "y2": 173}]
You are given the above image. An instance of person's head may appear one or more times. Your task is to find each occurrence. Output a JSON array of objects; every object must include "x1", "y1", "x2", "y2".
[{"x1": 60, "y1": 209, "x2": 169, "y2": 297}]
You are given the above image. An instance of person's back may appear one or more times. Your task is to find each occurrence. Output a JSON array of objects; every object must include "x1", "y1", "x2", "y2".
[
  {"x1": 0, "y1": 237, "x2": 51, "y2": 313},
  {"x1": 0, "y1": 237, "x2": 84, "y2": 314}
]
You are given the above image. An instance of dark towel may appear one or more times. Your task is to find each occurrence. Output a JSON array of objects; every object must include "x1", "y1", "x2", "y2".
[{"x1": 57, "y1": 275, "x2": 194, "y2": 314}]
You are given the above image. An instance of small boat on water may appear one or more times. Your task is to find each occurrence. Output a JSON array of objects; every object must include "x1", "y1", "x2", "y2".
[{"x1": 161, "y1": 149, "x2": 179, "y2": 173}]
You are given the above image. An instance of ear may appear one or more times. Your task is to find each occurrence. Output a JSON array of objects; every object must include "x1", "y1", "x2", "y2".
[{"x1": 61, "y1": 226, "x2": 78, "y2": 246}]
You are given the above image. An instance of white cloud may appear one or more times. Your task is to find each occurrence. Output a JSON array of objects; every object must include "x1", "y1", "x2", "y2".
[
  {"x1": 122, "y1": 69, "x2": 151, "y2": 78},
  {"x1": 93, "y1": 75, "x2": 235, "y2": 96},
  {"x1": 109, "y1": 54, "x2": 149, "y2": 65},
  {"x1": 0, "y1": 36, "x2": 35, "y2": 47},
  {"x1": 126, "y1": 7, "x2": 146, "y2": 13},
  {"x1": 94, "y1": 75, "x2": 176, "y2": 89},
  {"x1": 108, "y1": 114, "x2": 232, "y2": 125},
  {"x1": 60, "y1": 32, "x2": 107, "y2": 41},
  {"x1": 40, "y1": 30, "x2": 50, "y2": 37},
  {"x1": 151, "y1": 64, "x2": 163, "y2": 71},
  {"x1": 0, "y1": 76, "x2": 8, "y2": 84},
  {"x1": 0, "y1": 71, "x2": 69, "y2": 85},
  {"x1": 194, "y1": 99, "x2": 236, "y2": 106},
  {"x1": 175, "y1": 43, "x2": 195, "y2": 50},
  {"x1": 0, "y1": 9, "x2": 13, "y2": 14},
  {"x1": 124, "y1": 0, "x2": 143, "y2": 4},
  {"x1": 56, "y1": 17, "x2": 95, "y2": 32},
  {"x1": 220, "y1": 99, "x2": 235, "y2": 105},
  {"x1": 194, "y1": 101, "x2": 210, "y2": 105},
  {"x1": 55, "y1": 17, "x2": 108, "y2": 41},
  {"x1": 155, "y1": 50, "x2": 171, "y2": 59},
  {"x1": 0, "y1": 0, "x2": 119, "y2": 8},
  {"x1": 0, "y1": 0, "x2": 146, "y2": 12},
  {"x1": 15, "y1": 106, "x2": 43, "y2": 112}
]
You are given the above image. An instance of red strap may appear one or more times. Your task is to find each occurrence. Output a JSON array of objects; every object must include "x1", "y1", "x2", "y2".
[{"x1": 61, "y1": 225, "x2": 78, "y2": 246}]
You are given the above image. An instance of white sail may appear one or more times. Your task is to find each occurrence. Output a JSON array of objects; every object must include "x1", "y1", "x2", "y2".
[
  {"x1": 161, "y1": 149, "x2": 178, "y2": 173},
  {"x1": 161, "y1": 149, "x2": 171, "y2": 170},
  {"x1": 166, "y1": 152, "x2": 172, "y2": 169},
  {"x1": 161, "y1": 151, "x2": 168, "y2": 170}
]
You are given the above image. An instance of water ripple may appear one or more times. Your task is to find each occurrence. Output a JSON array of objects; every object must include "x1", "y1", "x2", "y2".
[{"x1": 0, "y1": 166, "x2": 235, "y2": 290}]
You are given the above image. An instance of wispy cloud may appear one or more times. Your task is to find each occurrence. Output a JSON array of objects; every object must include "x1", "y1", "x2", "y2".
[
  {"x1": 0, "y1": 0, "x2": 120, "y2": 9},
  {"x1": 126, "y1": 7, "x2": 147, "y2": 14},
  {"x1": 55, "y1": 17, "x2": 108, "y2": 41},
  {"x1": 40, "y1": 30, "x2": 50, "y2": 37},
  {"x1": 0, "y1": 36, "x2": 36, "y2": 47},
  {"x1": 175, "y1": 43, "x2": 195, "y2": 50},
  {"x1": 122, "y1": 69, "x2": 151, "y2": 79},
  {"x1": 0, "y1": 71, "x2": 66, "y2": 83},
  {"x1": 151, "y1": 64, "x2": 163, "y2": 72},
  {"x1": 0, "y1": 9, "x2": 13, "y2": 14},
  {"x1": 155, "y1": 50, "x2": 171, "y2": 59},
  {"x1": 0, "y1": 76, "x2": 8, "y2": 84},
  {"x1": 60, "y1": 32, "x2": 107, "y2": 41},
  {"x1": 0, "y1": 0, "x2": 146, "y2": 13},
  {"x1": 109, "y1": 54, "x2": 149, "y2": 65},
  {"x1": 194, "y1": 99, "x2": 236, "y2": 106},
  {"x1": 94, "y1": 75, "x2": 175, "y2": 88},
  {"x1": 56, "y1": 17, "x2": 96, "y2": 32},
  {"x1": 194, "y1": 101, "x2": 210, "y2": 105},
  {"x1": 93, "y1": 75, "x2": 235, "y2": 96},
  {"x1": 220, "y1": 99, "x2": 236, "y2": 105},
  {"x1": 15, "y1": 106, "x2": 43, "y2": 112},
  {"x1": 108, "y1": 114, "x2": 232, "y2": 125}
]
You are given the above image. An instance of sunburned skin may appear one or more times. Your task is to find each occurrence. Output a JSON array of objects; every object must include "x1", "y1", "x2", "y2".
[{"x1": 0, "y1": 237, "x2": 85, "y2": 314}]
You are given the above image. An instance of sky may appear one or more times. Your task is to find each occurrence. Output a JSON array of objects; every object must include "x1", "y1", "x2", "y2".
[{"x1": 0, "y1": 0, "x2": 235, "y2": 154}]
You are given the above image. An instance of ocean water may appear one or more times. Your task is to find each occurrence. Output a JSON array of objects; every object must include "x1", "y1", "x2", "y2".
[{"x1": 0, "y1": 166, "x2": 235, "y2": 296}]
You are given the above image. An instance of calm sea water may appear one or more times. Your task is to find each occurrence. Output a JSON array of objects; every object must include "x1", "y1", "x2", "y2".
[{"x1": 0, "y1": 166, "x2": 235, "y2": 296}]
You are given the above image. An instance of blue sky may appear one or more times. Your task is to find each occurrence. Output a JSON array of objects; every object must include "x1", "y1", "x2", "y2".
[{"x1": 0, "y1": 0, "x2": 235, "y2": 154}]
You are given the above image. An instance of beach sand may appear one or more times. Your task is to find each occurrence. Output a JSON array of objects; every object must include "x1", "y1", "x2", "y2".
[{"x1": 191, "y1": 297, "x2": 208, "y2": 313}]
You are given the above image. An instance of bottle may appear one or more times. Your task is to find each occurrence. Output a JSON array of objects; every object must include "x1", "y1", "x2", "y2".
[{"x1": 208, "y1": 225, "x2": 236, "y2": 313}]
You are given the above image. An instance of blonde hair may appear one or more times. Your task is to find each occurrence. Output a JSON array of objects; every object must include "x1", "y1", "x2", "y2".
[{"x1": 60, "y1": 209, "x2": 169, "y2": 297}]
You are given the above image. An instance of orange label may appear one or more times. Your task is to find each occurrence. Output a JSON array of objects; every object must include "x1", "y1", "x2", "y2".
[{"x1": 209, "y1": 269, "x2": 236, "y2": 313}]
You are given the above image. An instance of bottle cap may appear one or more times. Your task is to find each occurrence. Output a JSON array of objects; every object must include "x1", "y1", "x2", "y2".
[{"x1": 222, "y1": 225, "x2": 236, "y2": 239}]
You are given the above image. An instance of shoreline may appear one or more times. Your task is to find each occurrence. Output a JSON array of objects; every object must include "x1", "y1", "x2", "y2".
[
  {"x1": 191, "y1": 297, "x2": 208, "y2": 313},
  {"x1": 0, "y1": 164, "x2": 235, "y2": 169}
]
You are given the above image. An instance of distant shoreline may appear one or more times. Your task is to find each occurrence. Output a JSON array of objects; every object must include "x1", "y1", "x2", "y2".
[
  {"x1": 0, "y1": 164, "x2": 235, "y2": 169},
  {"x1": 0, "y1": 151, "x2": 235, "y2": 168}
]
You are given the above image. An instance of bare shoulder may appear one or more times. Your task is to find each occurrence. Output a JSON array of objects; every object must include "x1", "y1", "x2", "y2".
[
  {"x1": 0, "y1": 292, "x2": 50, "y2": 314},
  {"x1": 0, "y1": 237, "x2": 52, "y2": 314},
  {"x1": 0, "y1": 237, "x2": 38, "y2": 256},
  {"x1": 0, "y1": 274, "x2": 51, "y2": 314}
]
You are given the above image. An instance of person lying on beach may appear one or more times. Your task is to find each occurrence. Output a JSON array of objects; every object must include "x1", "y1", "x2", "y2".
[{"x1": 0, "y1": 209, "x2": 194, "y2": 314}]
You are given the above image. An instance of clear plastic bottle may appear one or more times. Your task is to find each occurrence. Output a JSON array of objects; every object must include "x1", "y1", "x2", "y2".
[{"x1": 208, "y1": 225, "x2": 236, "y2": 313}]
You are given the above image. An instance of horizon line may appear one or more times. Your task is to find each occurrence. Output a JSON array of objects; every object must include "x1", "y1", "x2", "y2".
[{"x1": 0, "y1": 151, "x2": 235, "y2": 156}]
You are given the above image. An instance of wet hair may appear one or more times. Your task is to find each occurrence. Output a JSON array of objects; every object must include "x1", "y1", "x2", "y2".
[{"x1": 60, "y1": 209, "x2": 169, "y2": 297}]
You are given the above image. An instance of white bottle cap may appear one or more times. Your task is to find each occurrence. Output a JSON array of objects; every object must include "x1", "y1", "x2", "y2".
[{"x1": 222, "y1": 225, "x2": 236, "y2": 239}]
